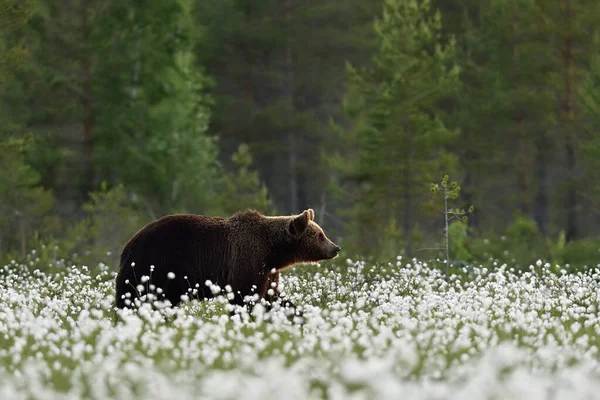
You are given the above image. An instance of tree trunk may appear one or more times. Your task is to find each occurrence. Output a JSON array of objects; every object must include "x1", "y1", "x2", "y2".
[
  {"x1": 80, "y1": 4, "x2": 94, "y2": 194},
  {"x1": 285, "y1": 0, "x2": 298, "y2": 213},
  {"x1": 241, "y1": 4, "x2": 255, "y2": 105},
  {"x1": 516, "y1": 123, "x2": 531, "y2": 216},
  {"x1": 513, "y1": 10, "x2": 531, "y2": 216},
  {"x1": 82, "y1": 61, "x2": 93, "y2": 192},
  {"x1": 565, "y1": 134, "x2": 577, "y2": 241},
  {"x1": 403, "y1": 167, "x2": 413, "y2": 258},
  {"x1": 18, "y1": 214, "x2": 25, "y2": 259},
  {"x1": 288, "y1": 128, "x2": 298, "y2": 213},
  {"x1": 318, "y1": 191, "x2": 327, "y2": 229},
  {"x1": 533, "y1": 131, "x2": 549, "y2": 235},
  {"x1": 561, "y1": 0, "x2": 578, "y2": 241}
]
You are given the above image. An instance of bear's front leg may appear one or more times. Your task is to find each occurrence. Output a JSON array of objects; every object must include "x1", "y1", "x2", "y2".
[{"x1": 262, "y1": 271, "x2": 304, "y2": 324}]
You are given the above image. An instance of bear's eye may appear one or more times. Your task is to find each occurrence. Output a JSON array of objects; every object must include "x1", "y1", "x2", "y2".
[{"x1": 319, "y1": 232, "x2": 325, "y2": 240}]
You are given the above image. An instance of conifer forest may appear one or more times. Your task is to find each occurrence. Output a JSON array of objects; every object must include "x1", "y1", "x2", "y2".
[{"x1": 2, "y1": 0, "x2": 600, "y2": 269}]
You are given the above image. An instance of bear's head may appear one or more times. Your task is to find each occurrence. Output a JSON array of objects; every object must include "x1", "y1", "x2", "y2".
[{"x1": 284, "y1": 208, "x2": 341, "y2": 266}]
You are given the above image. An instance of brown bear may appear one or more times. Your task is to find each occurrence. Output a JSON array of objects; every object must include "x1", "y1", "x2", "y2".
[{"x1": 114, "y1": 208, "x2": 340, "y2": 316}]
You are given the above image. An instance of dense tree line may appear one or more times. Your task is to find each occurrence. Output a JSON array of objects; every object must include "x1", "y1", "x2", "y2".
[{"x1": 1, "y1": 0, "x2": 600, "y2": 269}]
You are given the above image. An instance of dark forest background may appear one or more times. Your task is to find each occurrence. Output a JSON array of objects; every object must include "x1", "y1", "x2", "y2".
[{"x1": 2, "y1": 0, "x2": 600, "y2": 271}]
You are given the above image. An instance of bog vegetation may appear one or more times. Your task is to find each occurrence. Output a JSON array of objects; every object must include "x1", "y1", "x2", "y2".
[{"x1": 1, "y1": 253, "x2": 599, "y2": 399}]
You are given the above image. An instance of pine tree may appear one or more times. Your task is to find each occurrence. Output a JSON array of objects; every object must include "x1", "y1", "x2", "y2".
[
  {"x1": 0, "y1": 0, "x2": 55, "y2": 258},
  {"x1": 580, "y1": 46, "x2": 600, "y2": 217},
  {"x1": 435, "y1": 0, "x2": 561, "y2": 236},
  {"x1": 194, "y1": 0, "x2": 380, "y2": 216},
  {"x1": 338, "y1": 0, "x2": 460, "y2": 258},
  {"x1": 16, "y1": 0, "x2": 223, "y2": 215},
  {"x1": 544, "y1": 0, "x2": 600, "y2": 240},
  {"x1": 93, "y1": 0, "x2": 220, "y2": 215}
]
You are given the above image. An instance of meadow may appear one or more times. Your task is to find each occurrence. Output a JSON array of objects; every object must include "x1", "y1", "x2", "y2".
[{"x1": 1, "y1": 252, "x2": 599, "y2": 399}]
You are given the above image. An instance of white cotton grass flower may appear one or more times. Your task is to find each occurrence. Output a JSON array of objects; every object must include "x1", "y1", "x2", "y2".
[
  {"x1": 210, "y1": 284, "x2": 221, "y2": 295},
  {"x1": 1, "y1": 253, "x2": 600, "y2": 398}
]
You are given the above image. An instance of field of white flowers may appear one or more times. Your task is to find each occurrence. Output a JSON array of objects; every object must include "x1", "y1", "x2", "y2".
[{"x1": 1, "y1": 254, "x2": 599, "y2": 400}]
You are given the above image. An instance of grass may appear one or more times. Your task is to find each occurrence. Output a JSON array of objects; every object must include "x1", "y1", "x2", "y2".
[{"x1": 0, "y1": 254, "x2": 599, "y2": 399}]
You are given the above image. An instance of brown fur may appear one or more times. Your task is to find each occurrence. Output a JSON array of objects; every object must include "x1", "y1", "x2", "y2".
[{"x1": 114, "y1": 208, "x2": 340, "y2": 312}]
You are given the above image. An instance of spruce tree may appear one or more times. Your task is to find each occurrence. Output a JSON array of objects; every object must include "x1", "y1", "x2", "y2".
[{"x1": 338, "y1": 0, "x2": 460, "y2": 258}]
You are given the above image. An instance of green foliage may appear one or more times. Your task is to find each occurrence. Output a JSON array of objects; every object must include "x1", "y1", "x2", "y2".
[
  {"x1": 501, "y1": 216, "x2": 543, "y2": 267},
  {"x1": 0, "y1": 137, "x2": 55, "y2": 258},
  {"x1": 448, "y1": 221, "x2": 471, "y2": 262},
  {"x1": 18, "y1": 183, "x2": 144, "y2": 270},
  {"x1": 0, "y1": 0, "x2": 32, "y2": 84},
  {"x1": 444, "y1": 216, "x2": 600, "y2": 274},
  {"x1": 0, "y1": 0, "x2": 54, "y2": 259},
  {"x1": 580, "y1": 49, "x2": 600, "y2": 215},
  {"x1": 337, "y1": 0, "x2": 460, "y2": 258},
  {"x1": 430, "y1": 175, "x2": 474, "y2": 224},
  {"x1": 195, "y1": 0, "x2": 380, "y2": 215},
  {"x1": 0, "y1": 0, "x2": 275, "y2": 262},
  {"x1": 504, "y1": 215, "x2": 539, "y2": 246},
  {"x1": 91, "y1": 0, "x2": 220, "y2": 214},
  {"x1": 217, "y1": 144, "x2": 274, "y2": 216},
  {"x1": 7, "y1": 0, "x2": 222, "y2": 215},
  {"x1": 582, "y1": 51, "x2": 600, "y2": 124},
  {"x1": 378, "y1": 217, "x2": 405, "y2": 261},
  {"x1": 452, "y1": 216, "x2": 543, "y2": 271},
  {"x1": 79, "y1": 182, "x2": 144, "y2": 265},
  {"x1": 4, "y1": 0, "x2": 600, "y2": 276},
  {"x1": 559, "y1": 239, "x2": 600, "y2": 272},
  {"x1": 546, "y1": 231, "x2": 566, "y2": 267}
]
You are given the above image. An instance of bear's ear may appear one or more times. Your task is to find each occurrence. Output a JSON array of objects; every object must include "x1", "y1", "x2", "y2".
[
  {"x1": 307, "y1": 208, "x2": 315, "y2": 221},
  {"x1": 289, "y1": 210, "x2": 310, "y2": 236}
]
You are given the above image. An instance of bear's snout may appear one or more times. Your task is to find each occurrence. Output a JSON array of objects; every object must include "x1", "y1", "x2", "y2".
[{"x1": 327, "y1": 243, "x2": 341, "y2": 258}]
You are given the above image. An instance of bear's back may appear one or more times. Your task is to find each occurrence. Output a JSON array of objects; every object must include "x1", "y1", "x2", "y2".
[
  {"x1": 115, "y1": 214, "x2": 235, "y2": 307},
  {"x1": 121, "y1": 214, "x2": 229, "y2": 263}
]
